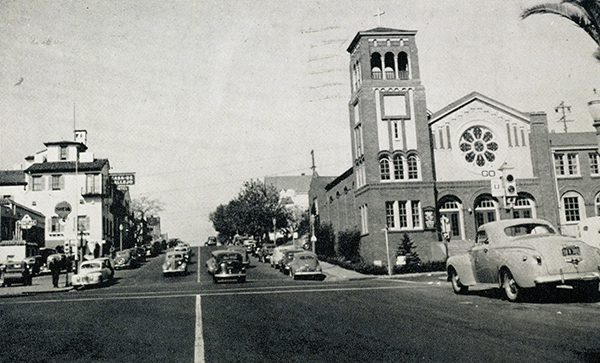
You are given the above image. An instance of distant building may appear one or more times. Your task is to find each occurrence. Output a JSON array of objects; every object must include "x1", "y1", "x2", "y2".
[
  {"x1": 264, "y1": 175, "x2": 312, "y2": 210},
  {"x1": 0, "y1": 198, "x2": 45, "y2": 246},
  {"x1": 147, "y1": 215, "x2": 161, "y2": 241}
]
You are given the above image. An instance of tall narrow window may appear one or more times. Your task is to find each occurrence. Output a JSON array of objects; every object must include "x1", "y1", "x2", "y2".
[
  {"x1": 407, "y1": 155, "x2": 419, "y2": 179},
  {"x1": 398, "y1": 52, "x2": 409, "y2": 79},
  {"x1": 590, "y1": 153, "x2": 599, "y2": 176},
  {"x1": 564, "y1": 196, "x2": 581, "y2": 222},
  {"x1": 554, "y1": 153, "x2": 565, "y2": 175},
  {"x1": 51, "y1": 175, "x2": 62, "y2": 190},
  {"x1": 385, "y1": 201, "x2": 396, "y2": 228},
  {"x1": 398, "y1": 201, "x2": 408, "y2": 228},
  {"x1": 32, "y1": 176, "x2": 43, "y2": 191},
  {"x1": 380, "y1": 158, "x2": 391, "y2": 180},
  {"x1": 50, "y1": 217, "x2": 63, "y2": 233},
  {"x1": 393, "y1": 155, "x2": 404, "y2": 180},
  {"x1": 60, "y1": 146, "x2": 68, "y2": 160},
  {"x1": 567, "y1": 153, "x2": 579, "y2": 175},
  {"x1": 411, "y1": 201, "x2": 421, "y2": 228}
]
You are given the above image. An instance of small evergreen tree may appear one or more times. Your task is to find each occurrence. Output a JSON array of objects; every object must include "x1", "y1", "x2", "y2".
[{"x1": 397, "y1": 232, "x2": 421, "y2": 266}]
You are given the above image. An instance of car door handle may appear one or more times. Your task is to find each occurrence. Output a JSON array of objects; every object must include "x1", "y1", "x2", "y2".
[{"x1": 483, "y1": 248, "x2": 488, "y2": 253}]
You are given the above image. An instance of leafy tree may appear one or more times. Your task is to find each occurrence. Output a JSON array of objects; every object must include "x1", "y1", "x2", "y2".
[
  {"x1": 209, "y1": 179, "x2": 289, "y2": 241},
  {"x1": 522, "y1": 0, "x2": 600, "y2": 61},
  {"x1": 130, "y1": 195, "x2": 164, "y2": 246}
]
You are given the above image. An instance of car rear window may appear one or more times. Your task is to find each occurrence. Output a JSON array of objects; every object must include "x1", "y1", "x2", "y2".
[
  {"x1": 299, "y1": 255, "x2": 314, "y2": 260},
  {"x1": 82, "y1": 263, "x2": 101, "y2": 269},
  {"x1": 504, "y1": 223, "x2": 556, "y2": 237}
]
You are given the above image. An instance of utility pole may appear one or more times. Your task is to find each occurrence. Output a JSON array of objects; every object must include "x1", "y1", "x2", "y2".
[{"x1": 555, "y1": 101, "x2": 573, "y2": 133}]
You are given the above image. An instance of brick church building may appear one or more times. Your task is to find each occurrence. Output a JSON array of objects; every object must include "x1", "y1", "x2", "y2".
[{"x1": 309, "y1": 27, "x2": 600, "y2": 265}]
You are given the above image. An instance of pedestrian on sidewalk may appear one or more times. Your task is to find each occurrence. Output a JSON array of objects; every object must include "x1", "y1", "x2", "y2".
[{"x1": 49, "y1": 257, "x2": 60, "y2": 288}]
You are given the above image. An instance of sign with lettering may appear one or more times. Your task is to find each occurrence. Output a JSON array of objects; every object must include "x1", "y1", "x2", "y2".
[
  {"x1": 20, "y1": 214, "x2": 37, "y2": 229},
  {"x1": 54, "y1": 201, "x2": 72, "y2": 219},
  {"x1": 110, "y1": 173, "x2": 135, "y2": 185}
]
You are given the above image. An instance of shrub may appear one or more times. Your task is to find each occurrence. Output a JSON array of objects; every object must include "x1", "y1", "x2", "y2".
[
  {"x1": 337, "y1": 229, "x2": 361, "y2": 262},
  {"x1": 315, "y1": 222, "x2": 335, "y2": 258},
  {"x1": 396, "y1": 232, "x2": 421, "y2": 266}
]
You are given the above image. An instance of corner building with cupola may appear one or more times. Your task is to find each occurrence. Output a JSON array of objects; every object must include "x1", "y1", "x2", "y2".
[{"x1": 309, "y1": 27, "x2": 573, "y2": 264}]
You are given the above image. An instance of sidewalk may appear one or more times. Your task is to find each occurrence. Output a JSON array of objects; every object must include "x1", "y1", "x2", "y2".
[
  {"x1": 320, "y1": 261, "x2": 448, "y2": 281},
  {"x1": 0, "y1": 273, "x2": 73, "y2": 298}
]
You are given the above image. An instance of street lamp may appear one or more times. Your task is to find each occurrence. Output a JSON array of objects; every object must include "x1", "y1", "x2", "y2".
[
  {"x1": 589, "y1": 89, "x2": 600, "y2": 126},
  {"x1": 119, "y1": 224, "x2": 123, "y2": 251}
]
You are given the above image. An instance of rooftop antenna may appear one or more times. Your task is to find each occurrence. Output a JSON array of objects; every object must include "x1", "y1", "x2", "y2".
[
  {"x1": 310, "y1": 150, "x2": 316, "y2": 174},
  {"x1": 373, "y1": 8, "x2": 385, "y2": 26},
  {"x1": 555, "y1": 101, "x2": 573, "y2": 133}
]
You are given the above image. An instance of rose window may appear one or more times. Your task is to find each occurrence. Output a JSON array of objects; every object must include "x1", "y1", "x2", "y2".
[{"x1": 459, "y1": 126, "x2": 498, "y2": 167}]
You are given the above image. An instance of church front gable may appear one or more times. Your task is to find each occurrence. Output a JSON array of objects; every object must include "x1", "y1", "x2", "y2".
[{"x1": 431, "y1": 96, "x2": 534, "y2": 183}]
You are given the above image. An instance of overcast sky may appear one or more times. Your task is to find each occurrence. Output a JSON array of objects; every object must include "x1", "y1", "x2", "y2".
[{"x1": 2, "y1": 0, "x2": 600, "y2": 244}]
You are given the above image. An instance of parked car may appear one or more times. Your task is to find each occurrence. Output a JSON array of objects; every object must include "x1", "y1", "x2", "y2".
[
  {"x1": 23, "y1": 255, "x2": 43, "y2": 276},
  {"x1": 72, "y1": 258, "x2": 114, "y2": 289},
  {"x1": 279, "y1": 249, "x2": 304, "y2": 275},
  {"x1": 271, "y1": 244, "x2": 298, "y2": 269},
  {"x1": 288, "y1": 251, "x2": 324, "y2": 280},
  {"x1": 243, "y1": 239, "x2": 256, "y2": 255},
  {"x1": 447, "y1": 218, "x2": 600, "y2": 302},
  {"x1": 1, "y1": 260, "x2": 32, "y2": 287},
  {"x1": 206, "y1": 250, "x2": 246, "y2": 283},
  {"x1": 174, "y1": 245, "x2": 191, "y2": 262},
  {"x1": 162, "y1": 251, "x2": 188, "y2": 276},
  {"x1": 226, "y1": 245, "x2": 249, "y2": 266},
  {"x1": 46, "y1": 253, "x2": 68, "y2": 272},
  {"x1": 113, "y1": 250, "x2": 138, "y2": 270},
  {"x1": 257, "y1": 243, "x2": 276, "y2": 263},
  {"x1": 205, "y1": 236, "x2": 217, "y2": 246},
  {"x1": 38, "y1": 248, "x2": 57, "y2": 274}
]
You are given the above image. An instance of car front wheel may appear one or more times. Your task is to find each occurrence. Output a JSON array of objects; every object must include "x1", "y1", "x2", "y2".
[
  {"x1": 449, "y1": 268, "x2": 468, "y2": 294},
  {"x1": 501, "y1": 269, "x2": 521, "y2": 302}
]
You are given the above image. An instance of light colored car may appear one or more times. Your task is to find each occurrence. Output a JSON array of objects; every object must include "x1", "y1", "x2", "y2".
[
  {"x1": 113, "y1": 250, "x2": 138, "y2": 270},
  {"x1": 271, "y1": 244, "x2": 297, "y2": 269},
  {"x1": 174, "y1": 245, "x2": 191, "y2": 262},
  {"x1": 206, "y1": 250, "x2": 246, "y2": 283},
  {"x1": 288, "y1": 251, "x2": 324, "y2": 280},
  {"x1": 447, "y1": 218, "x2": 600, "y2": 302},
  {"x1": 162, "y1": 251, "x2": 188, "y2": 276},
  {"x1": 72, "y1": 258, "x2": 114, "y2": 289},
  {"x1": 279, "y1": 249, "x2": 304, "y2": 275}
]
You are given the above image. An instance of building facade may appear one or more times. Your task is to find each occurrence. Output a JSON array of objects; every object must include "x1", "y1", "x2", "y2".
[
  {"x1": 309, "y1": 27, "x2": 595, "y2": 265},
  {"x1": 0, "y1": 132, "x2": 131, "y2": 257}
]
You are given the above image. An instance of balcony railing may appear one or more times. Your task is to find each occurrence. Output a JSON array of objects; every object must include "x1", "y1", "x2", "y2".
[{"x1": 371, "y1": 71, "x2": 382, "y2": 80}]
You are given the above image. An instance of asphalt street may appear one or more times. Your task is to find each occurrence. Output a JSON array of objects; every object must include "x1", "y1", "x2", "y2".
[{"x1": 1, "y1": 246, "x2": 600, "y2": 363}]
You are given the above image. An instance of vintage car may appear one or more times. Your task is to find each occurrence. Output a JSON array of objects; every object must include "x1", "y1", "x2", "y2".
[
  {"x1": 206, "y1": 250, "x2": 246, "y2": 283},
  {"x1": 1, "y1": 260, "x2": 33, "y2": 287},
  {"x1": 288, "y1": 251, "x2": 324, "y2": 280},
  {"x1": 174, "y1": 245, "x2": 191, "y2": 262},
  {"x1": 72, "y1": 258, "x2": 114, "y2": 289},
  {"x1": 23, "y1": 255, "x2": 43, "y2": 276},
  {"x1": 257, "y1": 243, "x2": 276, "y2": 263},
  {"x1": 226, "y1": 245, "x2": 249, "y2": 266},
  {"x1": 271, "y1": 244, "x2": 298, "y2": 269},
  {"x1": 162, "y1": 251, "x2": 188, "y2": 276},
  {"x1": 205, "y1": 236, "x2": 217, "y2": 246},
  {"x1": 447, "y1": 218, "x2": 600, "y2": 302},
  {"x1": 279, "y1": 249, "x2": 304, "y2": 275},
  {"x1": 113, "y1": 250, "x2": 138, "y2": 270}
]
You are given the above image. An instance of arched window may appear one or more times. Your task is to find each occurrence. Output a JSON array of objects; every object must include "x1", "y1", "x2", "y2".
[
  {"x1": 384, "y1": 52, "x2": 396, "y2": 79},
  {"x1": 398, "y1": 52, "x2": 409, "y2": 79},
  {"x1": 595, "y1": 193, "x2": 600, "y2": 215},
  {"x1": 393, "y1": 155, "x2": 404, "y2": 180},
  {"x1": 438, "y1": 196, "x2": 463, "y2": 240},
  {"x1": 371, "y1": 53, "x2": 382, "y2": 79},
  {"x1": 562, "y1": 191, "x2": 585, "y2": 223},
  {"x1": 380, "y1": 158, "x2": 391, "y2": 180},
  {"x1": 474, "y1": 195, "x2": 498, "y2": 229},
  {"x1": 407, "y1": 155, "x2": 419, "y2": 179},
  {"x1": 512, "y1": 195, "x2": 536, "y2": 219}
]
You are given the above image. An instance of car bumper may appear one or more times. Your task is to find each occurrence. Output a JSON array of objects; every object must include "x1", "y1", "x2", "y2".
[
  {"x1": 72, "y1": 276, "x2": 102, "y2": 286},
  {"x1": 163, "y1": 267, "x2": 186, "y2": 274},
  {"x1": 214, "y1": 272, "x2": 246, "y2": 279},
  {"x1": 293, "y1": 270, "x2": 323, "y2": 277},
  {"x1": 535, "y1": 272, "x2": 600, "y2": 285}
]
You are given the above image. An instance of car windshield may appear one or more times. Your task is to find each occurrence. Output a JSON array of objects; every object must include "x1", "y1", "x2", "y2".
[
  {"x1": 81, "y1": 263, "x2": 101, "y2": 269},
  {"x1": 219, "y1": 254, "x2": 241, "y2": 261},
  {"x1": 299, "y1": 255, "x2": 314, "y2": 260},
  {"x1": 167, "y1": 254, "x2": 183, "y2": 259},
  {"x1": 504, "y1": 223, "x2": 556, "y2": 237}
]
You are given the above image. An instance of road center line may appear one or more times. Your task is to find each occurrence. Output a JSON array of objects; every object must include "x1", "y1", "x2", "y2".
[{"x1": 195, "y1": 295, "x2": 205, "y2": 363}]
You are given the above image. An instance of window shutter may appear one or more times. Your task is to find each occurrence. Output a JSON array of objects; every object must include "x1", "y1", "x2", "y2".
[{"x1": 60, "y1": 175, "x2": 65, "y2": 190}]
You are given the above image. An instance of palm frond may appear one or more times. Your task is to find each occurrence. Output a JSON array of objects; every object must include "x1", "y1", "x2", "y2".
[{"x1": 522, "y1": 2, "x2": 600, "y2": 44}]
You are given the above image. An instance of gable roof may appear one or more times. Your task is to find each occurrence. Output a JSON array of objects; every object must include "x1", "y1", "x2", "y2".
[
  {"x1": 0, "y1": 170, "x2": 27, "y2": 186},
  {"x1": 264, "y1": 175, "x2": 312, "y2": 194},
  {"x1": 429, "y1": 92, "x2": 530, "y2": 125},
  {"x1": 25, "y1": 159, "x2": 109, "y2": 174}
]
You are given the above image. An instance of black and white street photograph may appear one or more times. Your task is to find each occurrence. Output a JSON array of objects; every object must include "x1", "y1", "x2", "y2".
[{"x1": 2, "y1": 1, "x2": 600, "y2": 362}]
